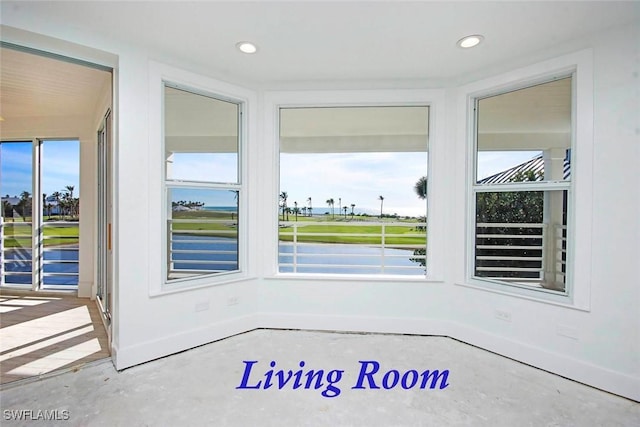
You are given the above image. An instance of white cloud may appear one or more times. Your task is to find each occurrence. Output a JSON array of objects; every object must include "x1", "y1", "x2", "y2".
[{"x1": 280, "y1": 152, "x2": 427, "y2": 216}]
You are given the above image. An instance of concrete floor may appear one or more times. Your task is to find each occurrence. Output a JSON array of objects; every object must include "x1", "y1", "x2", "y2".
[{"x1": 1, "y1": 329, "x2": 638, "y2": 426}]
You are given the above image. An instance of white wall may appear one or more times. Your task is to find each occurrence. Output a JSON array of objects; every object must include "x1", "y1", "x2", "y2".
[
  {"x1": 106, "y1": 48, "x2": 262, "y2": 368},
  {"x1": 446, "y1": 24, "x2": 639, "y2": 400},
  {"x1": 1, "y1": 16, "x2": 637, "y2": 401}
]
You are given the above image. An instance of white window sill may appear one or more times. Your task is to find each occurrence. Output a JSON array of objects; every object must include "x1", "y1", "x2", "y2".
[
  {"x1": 265, "y1": 273, "x2": 444, "y2": 284},
  {"x1": 150, "y1": 273, "x2": 256, "y2": 297},
  {"x1": 454, "y1": 279, "x2": 590, "y2": 312}
]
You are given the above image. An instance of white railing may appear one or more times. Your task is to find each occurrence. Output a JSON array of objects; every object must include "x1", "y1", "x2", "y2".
[
  {"x1": 278, "y1": 221, "x2": 427, "y2": 275},
  {"x1": 475, "y1": 222, "x2": 545, "y2": 282},
  {"x1": 0, "y1": 220, "x2": 79, "y2": 288},
  {"x1": 554, "y1": 224, "x2": 567, "y2": 285},
  {"x1": 164, "y1": 219, "x2": 567, "y2": 281},
  {"x1": 41, "y1": 221, "x2": 79, "y2": 289},
  {"x1": 0, "y1": 221, "x2": 33, "y2": 286},
  {"x1": 167, "y1": 218, "x2": 239, "y2": 279},
  {"x1": 475, "y1": 222, "x2": 567, "y2": 287}
]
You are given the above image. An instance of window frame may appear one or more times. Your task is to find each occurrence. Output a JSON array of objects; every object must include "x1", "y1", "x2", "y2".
[
  {"x1": 162, "y1": 82, "x2": 243, "y2": 287},
  {"x1": 263, "y1": 88, "x2": 447, "y2": 282},
  {"x1": 277, "y1": 105, "x2": 430, "y2": 277},
  {"x1": 460, "y1": 50, "x2": 594, "y2": 309},
  {"x1": 148, "y1": 61, "x2": 253, "y2": 296},
  {"x1": 472, "y1": 75, "x2": 574, "y2": 296}
]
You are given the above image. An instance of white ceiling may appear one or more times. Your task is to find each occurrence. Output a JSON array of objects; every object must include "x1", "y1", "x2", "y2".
[
  {"x1": 1, "y1": 1, "x2": 637, "y2": 88},
  {"x1": 0, "y1": 47, "x2": 111, "y2": 120},
  {"x1": 0, "y1": 1, "x2": 636, "y2": 138}
]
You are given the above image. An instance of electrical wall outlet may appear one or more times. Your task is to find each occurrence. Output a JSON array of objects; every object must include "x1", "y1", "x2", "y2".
[
  {"x1": 195, "y1": 301, "x2": 210, "y2": 312},
  {"x1": 494, "y1": 309, "x2": 512, "y2": 322}
]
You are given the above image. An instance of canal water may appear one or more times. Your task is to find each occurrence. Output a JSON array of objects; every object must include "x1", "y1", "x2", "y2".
[
  {"x1": 2, "y1": 246, "x2": 79, "y2": 286},
  {"x1": 2, "y1": 236, "x2": 426, "y2": 286}
]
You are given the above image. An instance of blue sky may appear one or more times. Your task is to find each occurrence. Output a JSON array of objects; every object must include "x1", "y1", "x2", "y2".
[
  {"x1": 2, "y1": 141, "x2": 539, "y2": 215},
  {"x1": 167, "y1": 153, "x2": 238, "y2": 207},
  {"x1": 280, "y1": 150, "x2": 541, "y2": 217},
  {"x1": 1, "y1": 141, "x2": 80, "y2": 199},
  {"x1": 170, "y1": 187, "x2": 237, "y2": 208},
  {"x1": 167, "y1": 150, "x2": 540, "y2": 216},
  {"x1": 280, "y1": 152, "x2": 428, "y2": 217},
  {"x1": 477, "y1": 151, "x2": 541, "y2": 181}
]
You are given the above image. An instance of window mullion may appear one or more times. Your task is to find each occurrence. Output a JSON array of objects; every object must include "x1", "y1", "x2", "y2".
[
  {"x1": 166, "y1": 180, "x2": 241, "y2": 190},
  {"x1": 474, "y1": 181, "x2": 570, "y2": 193}
]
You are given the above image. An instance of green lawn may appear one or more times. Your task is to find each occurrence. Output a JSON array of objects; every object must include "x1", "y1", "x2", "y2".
[
  {"x1": 172, "y1": 211, "x2": 426, "y2": 245},
  {"x1": 2, "y1": 222, "x2": 79, "y2": 247},
  {"x1": 174, "y1": 210, "x2": 235, "y2": 220},
  {"x1": 171, "y1": 210, "x2": 238, "y2": 238},
  {"x1": 174, "y1": 211, "x2": 426, "y2": 244},
  {"x1": 172, "y1": 221, "x2": 238, "y2": 237},
  {"x1": 279, "y1": 220, "x2": 426, "y2": 245},
  {"x1": 2, "y1": 211, "x2": 426, "y2": 247}
]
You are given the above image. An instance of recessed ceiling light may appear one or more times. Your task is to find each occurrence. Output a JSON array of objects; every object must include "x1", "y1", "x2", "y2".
[
  {"x1": 236, "y1": 41, "x2": 258, "y2": 54},
  {"x1": 457, "y1": 35, "x2": 484, "y2": 49}
]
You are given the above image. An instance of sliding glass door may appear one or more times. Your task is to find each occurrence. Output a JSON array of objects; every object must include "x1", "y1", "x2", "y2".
[
  {"x1": 0, "y1": 139, "x2": 80, "y2": 290},
  {"x1": 0, "y1": 141, "x2": 34, "y2": 286},
  {"x1": 96, "y1": 111, "x2": 112, "y2": 321}
]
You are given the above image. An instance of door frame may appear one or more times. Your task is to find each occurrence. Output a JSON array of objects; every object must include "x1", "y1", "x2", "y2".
[
  {"x1": 96, "y1": 109, "x2": 113, "y2": 330},
  {"x1": 0, "y1": 32, "x2": 118, "y2": 355}
]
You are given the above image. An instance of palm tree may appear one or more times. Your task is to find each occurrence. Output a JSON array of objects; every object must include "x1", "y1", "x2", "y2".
[
  {"x1": 42, "y1": 193, "x2": 48, "y2": 218},
  {"x1": 342, "y1": 206, "x2": 348, "y2": 217},
  {"x1": 350, "y1": 203, "x2": 355, "y2": 218},
  {"x1": 414, "y1": 176, "x2": 427, "y2": 200},
  {"x1": 326, "y1": 198, "x2": 335, "y2": 219},
  {"x1": 65, "y1": 185, "x2": 75, "y2": 199},
  {"x1": 51, "y1": 191, "x2": 62, "y2": 219},
  {"x1": 61, "y1": 193, "x2": 70, "y2": 219},
  {"x1": 63, "y1": 185, "x2": 76, "y2": 218},
  {"x1": 293, "y1": 201, "x2": 299, "y2": 221},
  {"x1": 338, "y1": 198, "x2": 342, "y2": 218},
  {"x1": 307, "y1": 197, "x2": 312, "y2": 217},
  {"x1": 2, "y1": 200, "x2": 12, "y2": 221},
  {"x1": 18, "y1": 191, "x2": 31, "y2": 221},
  {"x1": 279, "y1": 191, "x2": 288, "y2": 220},
  {"x1": 378, "y1": 195, "x2": 384, "y2": 218}
]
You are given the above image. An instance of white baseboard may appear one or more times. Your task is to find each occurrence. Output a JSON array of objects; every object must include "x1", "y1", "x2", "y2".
[
  {"x1": 257, "y1": 312, "x2": 449, "y2": 336},
  {"x1": 447, "y1": 320, "x2": 640, "y2": 402},
  {"x1": 111, "y1": 313, "x2": 639, "y2": 402},
  {"x1": 112, "y1": 314, "x2": 259, "y2": 370},
  {"x1": 77, "y1": 281, "x2": 93, "y2": 298}
]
